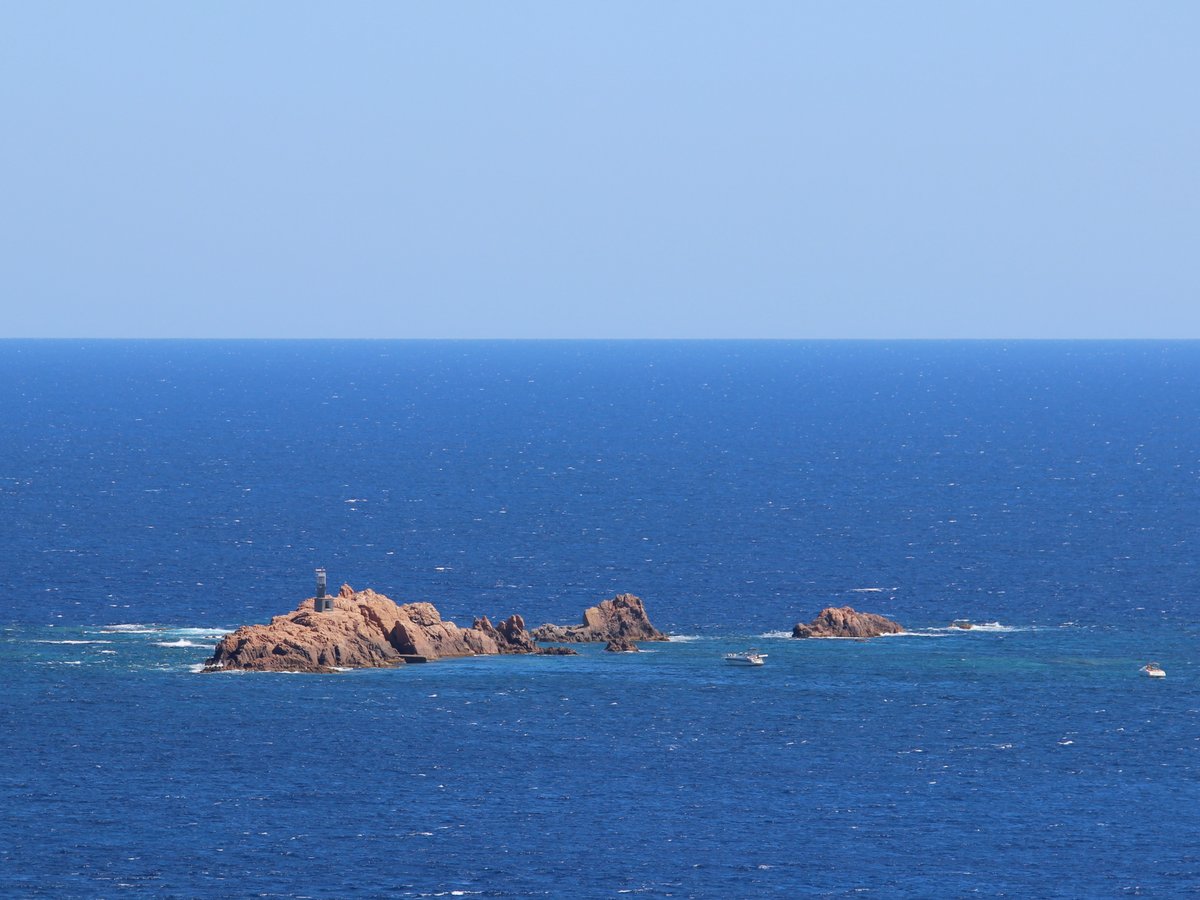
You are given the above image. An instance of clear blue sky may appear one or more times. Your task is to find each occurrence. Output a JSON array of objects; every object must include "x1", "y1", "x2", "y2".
[{"x1": 2, "y1": 2, "x2": 1197, "y2": 338}]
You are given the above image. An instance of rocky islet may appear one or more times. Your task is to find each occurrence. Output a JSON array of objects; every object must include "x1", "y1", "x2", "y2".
[
  {"x1": 204, "y1": 587, "x2": 666, "y2": 673},
  {"x1": 791, "y1": 606, "x2": 904, "y2": 638},
  {"x1": 530, "y1": 593, "x2": 669, "y2": 644},
  {"x1": 204, "y1": 586, "x2": 903, "y2": 673}
]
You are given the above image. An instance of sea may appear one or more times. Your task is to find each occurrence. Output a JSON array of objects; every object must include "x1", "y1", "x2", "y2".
[{"x1": 1, "y1": 340, "x2": 1197, "y2": 897}]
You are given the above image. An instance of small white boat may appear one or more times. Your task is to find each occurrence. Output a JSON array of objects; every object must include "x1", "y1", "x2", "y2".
[
  {"x1": 724, "y1": 649, "x2": 767, "y2": 666},
  {"x1": 1140, "y1": 663, "x2": 1166, "y2": 678}
]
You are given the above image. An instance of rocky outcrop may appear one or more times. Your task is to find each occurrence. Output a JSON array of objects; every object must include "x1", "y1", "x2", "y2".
[
  {"x1": 204, "y1": 586, "x2": 543, "y2": 673},
  {"x1": 531, "y1": 594, "x2": 668, "y2": 644},
  {"x1": 792, "y1": 606, "x2": 904, "y2": 639},
  {"x1": 471, "y1": 614, "x2": 538, "y2": 654},
  {"x1": 605, "y1": 638, "x2": 639, "y2": 652},
  {"x1": 537, "y1": 645, "x2": 579, "y2": 656}
]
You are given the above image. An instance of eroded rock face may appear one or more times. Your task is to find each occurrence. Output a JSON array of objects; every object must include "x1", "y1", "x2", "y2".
[
  {"x1": 531, "y1": 594, "x2": 669, "y2": 644},
  {"x1": 204, "y1": 586, "x2": 540, "y2": 673},
  {"x1": 605, "y1": 638, "x2": 639, "y2": 652},
  {"x1": 791, "y1": 606, "x2": 904, "y2": 639},
  {"x1": 472, "y1": 614, "x2": 539, "y2": 654}
]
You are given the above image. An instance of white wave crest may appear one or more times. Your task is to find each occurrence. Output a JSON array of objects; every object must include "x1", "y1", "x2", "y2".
[
  {"x1": 878, "y1": 630, "x2": 945, "y2": 638},
  {"x1": 803, "y1": 634, "x2": 884, "y2": 640},
  {"x1": 33, "y1": 639, "x2": 113, "y2": 645},
  {"x1": 912, "y1": 623, "x2": 1046, "y2": 636},
  {"x1": 201, "y1": 666, "x2": 315, "y2": 675},
  {"x1": 95, "y1": 624, "x2": 228, "y2": 639},
  {"x1": 759, "y1": 630, "x2": 794, "y2": 639},
  {"x1": 164, "y1": 627, "x2": 229, "y2": 638},
  {"x1": 155, "y1": 639, "x2": 208, "y2": 648}
]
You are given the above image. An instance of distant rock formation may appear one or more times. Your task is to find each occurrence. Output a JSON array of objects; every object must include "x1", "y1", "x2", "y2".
[
  {"x1": 536, "y1": 645, "x2": 579, "y2": 656},
  {"x1": 531, "y1": 594, "x2": 669, "y2": 644},
  {"x1": 471, "y1": 613, "x2": 538, "y2": 654},
  {"x1": 791, "y1": 606, "x2": 904, "y2": 639},
  {"x1": 605, "y1": 638, "x2": 639, "y2": 653},
  {"x1": 204, "y1": 585, "x2": 547, "y2": 673}
]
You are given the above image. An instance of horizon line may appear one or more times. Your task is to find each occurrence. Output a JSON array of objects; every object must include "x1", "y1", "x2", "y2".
[{"x1": 2, "y1": 336, "x2": 1199, "y2": 343}]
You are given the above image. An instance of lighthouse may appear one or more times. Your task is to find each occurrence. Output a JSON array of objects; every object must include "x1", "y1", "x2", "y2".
[{"x1": 314, "y1": 568, "x2": 333, "y2": 612}]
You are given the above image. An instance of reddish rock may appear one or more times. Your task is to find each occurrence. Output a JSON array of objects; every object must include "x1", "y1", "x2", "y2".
[
  {"x1": 472, "y1": 614, "x2": 539, "y2": 654},
  {"x1": 605, "y1": 638, "x2": 639, "y2": 652},
  {"x1": 204, "y1": 587, "x2": 541, "y2": 673},
  {"x1": 791, "y1": 606, "x2": 904, "y2": 639},
  {"x1": 531, "y1": 594, "x2": 669, "y2": 643}
]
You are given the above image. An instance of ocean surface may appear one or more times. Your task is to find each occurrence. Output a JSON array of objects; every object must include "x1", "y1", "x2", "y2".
[{"x1": 1, "y1": 340, "x2": 1197, "y2": 897}]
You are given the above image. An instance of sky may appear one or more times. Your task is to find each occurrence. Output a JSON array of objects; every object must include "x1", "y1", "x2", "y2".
[{"x1": 1, "y1": 2, "x2": 1197, "y2": 339}]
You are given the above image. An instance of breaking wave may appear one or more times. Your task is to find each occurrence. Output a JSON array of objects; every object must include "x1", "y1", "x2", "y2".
[
  {"x1": 95, "y1": 624, "x2": 229, "y2": 638},
  {"x1": 911, "y1": 623, "x2": 1040, "y2": 635},
  {"x1": 878, "y1": 630, "x2": 947, "y2": 638},
  {"x1": 164, "y1": 627, "x2": 230, "y2": 638}
]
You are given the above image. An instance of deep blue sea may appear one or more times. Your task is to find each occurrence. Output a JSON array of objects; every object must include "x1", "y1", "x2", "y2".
[{"x1": 2, "y1": 340, "x2": 1198, "y2": 897}]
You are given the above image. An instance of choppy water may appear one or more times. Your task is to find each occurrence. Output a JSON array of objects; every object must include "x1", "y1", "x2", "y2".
[{"x1": 2, "y1": 341, "x2": 1198, "y2": 896}]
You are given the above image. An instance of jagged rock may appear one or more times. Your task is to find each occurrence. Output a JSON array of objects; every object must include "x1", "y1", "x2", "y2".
[
  {"x1": 605, "y1": 638, "x2": 639, "y2": 652},
  {"x1": 531, "y1": 594, "x2": 669, "y2": 643},
  {"x1": 530, "y1": 624, "x2": 575, "y2": 642},
  {"x1": 472, "y1": 614, "x2": 538, "y2": 654},
  {"x1": 791, "y1": 606, "x2": 904, "y2": 639},
  {"x1": 204, "y1": 587, "x2": 541, "y2": 673},
  {"x1": 536, "y1": 646, "x2": 579, "y2": 656}
]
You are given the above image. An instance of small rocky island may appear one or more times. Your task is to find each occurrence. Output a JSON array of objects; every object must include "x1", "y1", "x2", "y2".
[
  {"x1": 531, "y1": 593, "x2": 669, "y2": 648},
  {"x1": 792, "y1": 606, "x2": 904, "y2": 639},
  {"x1": 204, "y1": 584, "x2": 668, "y2": 673}
]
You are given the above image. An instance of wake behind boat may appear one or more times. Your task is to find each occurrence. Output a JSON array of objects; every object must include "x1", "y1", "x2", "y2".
[{"x1": 724, "y1": 649, "x2": 767, "y2": 666}]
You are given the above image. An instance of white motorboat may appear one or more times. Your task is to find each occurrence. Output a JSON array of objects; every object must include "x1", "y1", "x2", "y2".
[
  {"x1": 724, "y1": 649, "x2": 767, "y2": 666},
  {"x1": 1140, "y1": 663, "x2": 1166, "y2": 678}
]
